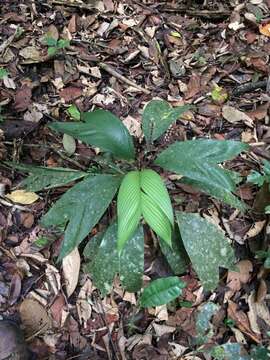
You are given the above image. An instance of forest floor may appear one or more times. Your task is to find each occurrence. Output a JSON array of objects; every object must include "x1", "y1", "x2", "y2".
[{"x1": 0, "y1": 0, "x2": 270, "y2": 359}]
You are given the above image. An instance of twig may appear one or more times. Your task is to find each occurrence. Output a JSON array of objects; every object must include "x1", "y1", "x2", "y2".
[
  {"x1": 232, "y1": 79, "x2": 268, "y2": 96},
  {"x1": 161, "y1": 7, "x2": 230, "y2": 19},
  {"x1": 51, "y1": 146, "x2": 87, "y2": 170},
  {"x1": 98, "y1": 62, "x2": 150, "y2": 95},
  {"x1": 0, "y1": 29, "x2": 17, "y2": 54},
  {"x1": 50, "y1": 0, "x2": 97, "y2": 10}
]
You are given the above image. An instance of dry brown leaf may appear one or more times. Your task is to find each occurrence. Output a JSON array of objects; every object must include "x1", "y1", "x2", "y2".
[
  {"x1": 225, "y1": 260, "x2": 253, "y2": 301},
  {"x1": 248, "y1": 291, "x2": 270, "y2": 335},
  {"x1": 14, "y1": 85, "x2": 32, "y2": 112},
  {"x1": 222, "y1": 105, "x2": 253, "y2": 127},
  {"x1": 20, "y1": 298, "x2": 52, "y2": 337},
  {"x1": 62, "y1": 247, "x2": 80, "y2": 297},
  {"x1": 76, "y1": 279, "x2": 93, "y2": 326},
  {"x1": 244, "y1": 220, "x2": 266, "y2": 239},
  {"x1": 59, "y1": 86, "x2": 82, "y2": 102},
  {"x1": 185, "y1": 73, "x2": 201, "y2": 99},
  {"x1": 259, "y1": 23, "x2": 270, "y2": 37},
  {"x1": 152, "y1": 323, "x2": 175, "y2": 337},
  {"x1": 50, "y1": 294, "x2": 66, "y2": 326},
  {"x1": 227, "y1": 300, "x2": 260, "y2": 343},
  {"x1": 6, "y1": 190, "x2": 39, "y2": 204}
]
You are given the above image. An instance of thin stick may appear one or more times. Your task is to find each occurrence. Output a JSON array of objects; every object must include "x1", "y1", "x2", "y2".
[
  {"x1": 98, "y1": 62, "x2": 150, "y2": 95},
  {"x1": 232, "y1": 80, "x2": 268, "y2": 96}
]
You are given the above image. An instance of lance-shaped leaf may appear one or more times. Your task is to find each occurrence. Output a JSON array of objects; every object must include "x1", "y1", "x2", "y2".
[
  {"x1": 117, "y1": 171, "x2": 141, "y2": 251},
  {"x1": 155, "y1": 140, "x2": 248, "y2": 209},
  {"x1": 41, "y1": 174, "x2": 121, "y2": 260},
  {"x1": 5, "y1": 162, "x2": 87, "y2": 192},
  {"x1": 176, "y1": 212, "x2": 236, "y2": 291},
  {"x1": 141, "y1": 192, "x2": 172, "y2": 246},
  {"x1": 141, "y1": 169, "x2": 174, "y2": 226},
  {"x1": 196, "y1": 302, "x2": 219, "y2": 345},
  {"x1": 84, "y1": 223, "x2": 144, "y2": 295},
  {"x1": 142, "y1": 100, "x2": 190, "y2": 143},
  {"x1": 140, "y1": 276, "x2": 186, "y2": 307},
  {"x1": 50, "y1": 109, "x2": 135, "y2": 160},
  {"x1": 117, "y1": 169, "x2": 174, "y2": 250}
]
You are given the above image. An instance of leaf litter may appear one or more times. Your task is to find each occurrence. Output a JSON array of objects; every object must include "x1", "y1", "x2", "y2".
[{"x1": 1, "y1": 0, "x2": 270, "y2": 358}]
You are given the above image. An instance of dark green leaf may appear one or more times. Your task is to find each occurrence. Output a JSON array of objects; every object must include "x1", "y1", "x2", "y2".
[
  {"x1": 117, "y1": 171, "x2": 141, "y2": 251},
  {"x1": 140, "y1": 276, "x2": 186, "y2": 307},
  {"x1": 142, "y1": 100, "x2": 190, "y2": 143},
  {"x1": 155, "y1": 140, "x2": 248, "y2": 209},
  {"x1": 84, "y1": 223, "x2": 144, "y2": 295},
  {"x1": 176, "y1": 212, "x2": 236, "y2": 291},
  {"x1": 50, "y1": 109, "x2": 135, "y2": 160},
  {"x1": 119, "y1": 225, "x2": 144, "y2": 292},
  {"x1": 250, "y1": 345, "x2": 270, "y2": 360},
  {"x1": 0, "y1": 67, "x2": 8, "y2": 79},
  {"x1": 159, "y1": 227, "x2": 189, "y2": 275},
  {"x1": 5, "y1": 162, "x2": 87, "y2": 192},
  {"x1": 47, "y1": 46, "x2": 58, "y2": 56},
  {"x1": 41, "y1": 174, "x2": 121, "y2": 259},
  {"x1": 182, "y1": 178, "x2": 247, "y2": 211}
]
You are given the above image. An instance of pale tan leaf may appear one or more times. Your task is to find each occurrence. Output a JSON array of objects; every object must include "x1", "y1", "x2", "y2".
[
  {"x1": 6, "y1": 190, "x2": 39, "y2": 204},
  {"x1": 20, "y1": 299, "x2": 52, "y2": 337},
  {"x1": 222, "y1": 105, "x2": 253, "y2": 127},
  {"x1": 62, "y1": 247, "x2": 81, "y2": 297}
]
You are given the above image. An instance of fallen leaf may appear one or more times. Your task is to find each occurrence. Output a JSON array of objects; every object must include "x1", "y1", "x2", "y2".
[
  {"x1": 59, "y1": 87, "x2": 82, "y2": 102},
  {"x1": 185, "y1": 73, "x2": 201, "y2": 99},
  {"x1": 122, "y1": 115, "x2": 142, "y2": 139},
  {"x1": 24, "y1": 108, "x2": 43, "y2": 122},
  {"x1": 244, "y1": 220, "x2": 266, "y2": 239},
  {"x1": 63, "y1": 134, "x2": 76, "y2": 155},
  {"x1": 19, "y1": 46, "x2": 42, "y2": 62},
  {"x1": 152, "y1": 323, "x2": 175, "y2": 337},
  {"x1": 222, "y1": 105, "x2": 253, "y2": 127},
  {"x1": 68, "y1": 14, "x2": 77, "y2": 33},
  {"x1": 0, "y1": 321, "x2": 29, "y2": 360},
  {"x1": 6, "y1": 190, "x2": 39, "y2": 204},
  {"x1": 259, "y1": 23, "x2": 270, "y2": 37},
  {"x1": 20, "y1": 298, "x2": 52, "y2": 337},
  {"x1": 62, "y1": 247, "x2": 80, "y2": 297},
  {"x1": 50, "y1": 294, "x2": 66, "y2": 326},
  {"x1": 227, "y1": 300, "x2": 260, "y2": 343},
  {"x1": 248, "y1": 291, "x2": 270, "y2": 335},
  {"x1": 14, "y1": 85, "x2": 32, "y2": 112},
  {"x1": 46, "y1": 24, "x2": 59, "y2": 41},
  {"x1": 225, "y1": 260, "x2": 253, "y2": 301}
]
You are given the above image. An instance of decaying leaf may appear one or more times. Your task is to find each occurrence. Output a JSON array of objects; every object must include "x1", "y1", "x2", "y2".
[
  {"x1": 19, "y1": 298, "x2": 52, "y2": 337},
  {"x1": 222, "y1": 105, "x2": 253, "y2": 127},
  {"x1": 6, "y1": 189, "x2": 39, "y2": 204},
  {"x1": 62, "y1": 247, "x2": 81, "y2": 297},
  {"x1": 225, "y1": 260, "x2": 253, "y2": 301}
]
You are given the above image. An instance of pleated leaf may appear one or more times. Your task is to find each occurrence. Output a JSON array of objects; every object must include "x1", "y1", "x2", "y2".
[
  {"x1": 50, "y1": 109, "x2": 135, "y2": 160},
  {"x1": 141, "y1": 169, "x2": 174, "y2": 226},
  {"x1": 141, "y1": 192, "x2": 172, "y2": 246},
  {"x1": 140, "y1": 276, "x2": 186, "y2": 307},
  {"x1": 117, "y1": 171, "x2": 141, "y2": 251}
]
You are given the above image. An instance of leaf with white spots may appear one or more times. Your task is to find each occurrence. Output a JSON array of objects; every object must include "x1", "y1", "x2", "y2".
[
  {"x1": 176, "y1": 212, "x2": 236, "y2": 291},
  {"x1": 84, "y1": 222, "x2": 144, "y2": 295},
  {"x1": 62, "y1": 247, "x2": 80, "y2": 297},
  {"x1": 5, "y1": 162, "x2": 87, "y2": 192},
  {"x1": 142, "y1": 100, "x2": 190, "y2": 143},
  {"x1": 155, "y1": 140, "x2": 248, "y2": 210},
  {"x1": 41, "y1": 174, "x2": 121, "y2": 260},
  {"x1": 196, "y1": 302, "x2": 219, "y2": 345}
]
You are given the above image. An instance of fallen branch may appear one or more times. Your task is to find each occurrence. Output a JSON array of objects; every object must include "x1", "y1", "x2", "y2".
[
  {"x1": 161, "y1": 7, "x2": 230, "y2": 19},
  {"x1": 98, "y1": 62, "x2": 150, "y2": 95},
  {"x1": 232, "y1": 79, "x2": 269, "y2": 96},
  {"x1": 50, "y1": 0, "x2": 97, "y2": 10}
]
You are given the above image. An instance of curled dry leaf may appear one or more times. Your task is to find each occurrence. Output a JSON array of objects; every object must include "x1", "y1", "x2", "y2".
[
  {"x1": 227, "y1": 300, "x2": 260, "y2": 343},
  {"x1": 76, "y1": 279, "x2": 93, "y2": 326},
  {"x1": 248, "y1": 291, "x2": 270, "y2": 335},
  {"x1": 19, "y1": 298, "x2": 52, "y2": 337},
  {"x1": 259, "y1": 23, "x2": 270, "y2": 37},
  {"x1": 62, "y1": 247, "x2": 81, "y2": 297},
  {"x1": 6, "y1": 190, "x2": 39, "y2": 204},
  {"x1": 225, "y1": 260, "x2": 253, "y2": 301}
]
